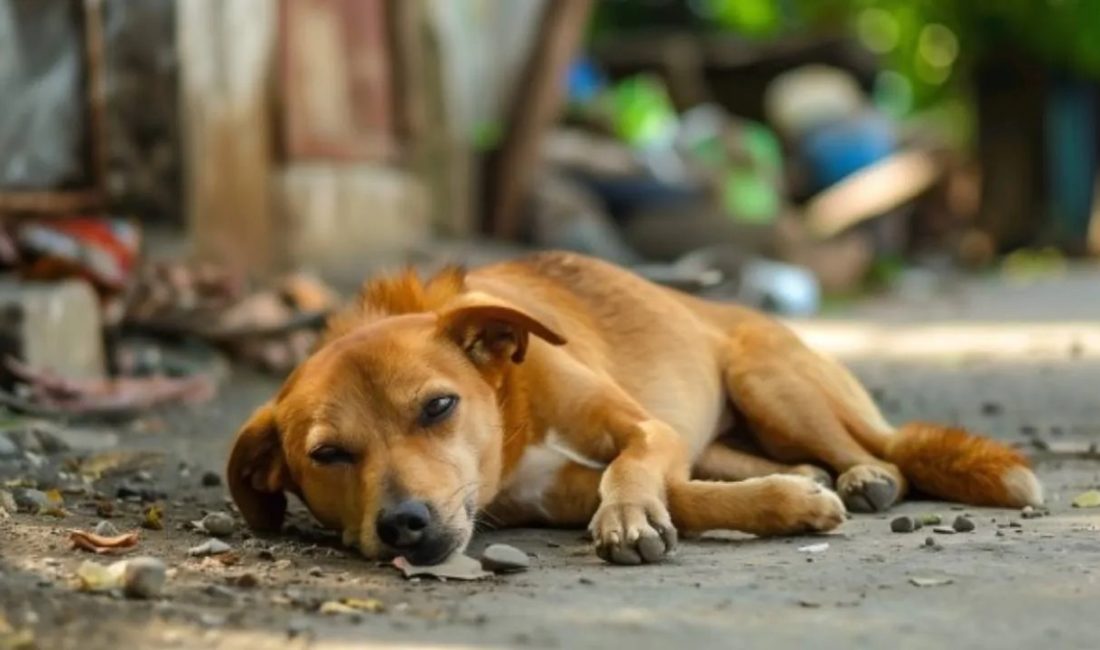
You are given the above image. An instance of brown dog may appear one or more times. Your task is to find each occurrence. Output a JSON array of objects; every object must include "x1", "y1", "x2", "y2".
[{"x1": 227, "y1": 252, "x2": 1042, "y2": 565}]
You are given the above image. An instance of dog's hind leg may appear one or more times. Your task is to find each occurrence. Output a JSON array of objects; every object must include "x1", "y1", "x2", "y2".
[
  {"x1": 666, "y1": 476, "x2": 846, "y2": 536},
  {"x1": 694, "y1": 442, "x2": 833, "y2": 488},
  {"x1": 719, "y1": 322, "x2": 907, "y2": 512}
]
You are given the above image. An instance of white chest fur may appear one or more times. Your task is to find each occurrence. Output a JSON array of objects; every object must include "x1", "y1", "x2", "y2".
[{"x1": 501, "y1": 430, "x2": 606, "y2": 513}]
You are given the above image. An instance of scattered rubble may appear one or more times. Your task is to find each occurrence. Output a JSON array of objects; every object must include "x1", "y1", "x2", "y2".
[{"x1": 480, "y1": 544, "x2": 531, "y2": 573}]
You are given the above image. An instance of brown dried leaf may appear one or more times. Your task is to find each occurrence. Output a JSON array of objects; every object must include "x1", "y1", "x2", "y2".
[{"x1": 69, "y1": 529, "x2": 140, "y2": 555}]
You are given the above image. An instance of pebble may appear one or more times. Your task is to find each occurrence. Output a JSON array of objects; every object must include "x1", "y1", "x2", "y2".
[
  {"x1": 1009, "y1": 521, "x2": 1023, "y2": 528},
  {"x1": 917, "y1": 514, "x2": 942, "y2": 526},
  {"x1": 189, "y1": 538, "x2": 232, "y2": 557},
  {"x1": 479, "y1": 543, "x2": 530, "y2": 573},
  {"x1": 308, "y1": 566, "x2": 323, "y2": 577},
  {"x1": 890, "y1": 516, "x2": 919, "y2": 533},
  {"x1": 94, "y1": 520, "x2": 120, "y2": 537},
  {"x1": 232, "y1": 573, "x2": 259, "y2": 589},
  {"x1": 0, "y1": 433, "x2": 18, "y2": 458},
  {"x1": 932, "y1": 526, "x2": 956, "y2": 535},
  {"x1": 116, "y1": 484, "x2": 166, "y2": 502},
  {"x1": 123, "y1": 557, "x2": 168, "y2": 599},
  {"x1": 952, "y1": 516, "x2": 975, "y2": 533},
  {"x1": 1020, "y1": 506, "x2": 1044, "y2": 519},
  {"x1": 200, "y1": 512, "x2": 236, "y2": 537},
  {"x1": 201, "y1": 471, "x2": 222, "y2": 487},
  {"x1": 13, "y1": 488, "x2": 50, "y2": 513}
]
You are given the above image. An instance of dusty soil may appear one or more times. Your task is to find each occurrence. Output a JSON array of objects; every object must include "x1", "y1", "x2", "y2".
[{"x1": 3, "y1": 268, "x2": 1100, "y2": 650}]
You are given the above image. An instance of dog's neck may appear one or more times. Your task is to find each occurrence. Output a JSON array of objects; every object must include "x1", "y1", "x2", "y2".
[{"x1": 495, "y1": 365, "x2": 538, "y2": 485}]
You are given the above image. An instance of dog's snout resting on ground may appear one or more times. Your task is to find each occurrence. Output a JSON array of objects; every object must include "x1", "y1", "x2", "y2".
[{"x1": 227, "y1": 252, "x2": 1043, "y2": 565}]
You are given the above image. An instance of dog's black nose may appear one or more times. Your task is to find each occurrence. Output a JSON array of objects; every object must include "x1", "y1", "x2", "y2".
[{"x1": 376, "y1": 499, "x2": 432, "y2": 548}]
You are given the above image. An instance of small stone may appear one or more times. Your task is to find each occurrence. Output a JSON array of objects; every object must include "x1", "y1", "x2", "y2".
[
  {"x1": 1020, "y1": 506, "x2": 1044, "y2": 519},
  {"x1": 0, "y1": 433, "x2": 18, "y2": 457},
  {"x1": 94, "y1": 520, "x2": 120, "y2": 537},
  {"x1": 13, "y1": 488, "x2": 50, "y2": 513},
  {"x1": 95, "y1": 500, "x2": 115, "y2": 518},
  {"x1": 189, "y1": 538, "x2": 232, "y2": 557},
  {"x1": 932, "y1": 526, "x2": 956, "y2": 535},
  {"x1": 479, "y1": 543, "x2": 530, "y2": 573},
  {"x1": 257, "y1": 549, "x2": 276, "y2": 562},
  {"x1": 1009, "y1": 521, "x2": 1023, "y2": 528},
  {"x1": 308, "y1": 566, "x2": 323, "y2": 577},
  {"x1": 123, "y1": 557, "x2": 167, "y2": 599},
  {"x1": 199, "y1": 613, "x2": 226, "y2": 628},
  {"x1": 995, "y1": 530, "x2": 1005, "y2": 537},
  {"x1": 199, "y1": 512, "x2": 236, "y2": 537},
  {"x1": 201, "y1": 471, "x2": 222, "y2": 488},
  {"x1": 916, "y1": 514, "x2": 942, "y2": 526},
  {"x1": 890, "y1": 516, "x2": 919, "y2": 533},
  {"x1": 232, "y1": 573, "x2": 259, "y2": 589},
  {"x1": 923, "y1": 536, "x2": 936, "y2": 547},
  {"x1": 980, "y1": 402, "x2": 1003, "y2": 416},
  {"x1": 952, "y1": 516, "x2": 975, "y2": 533},
  {"x1": 135, "y1": 470, "x2": 154, "y2": 483},
  {"x1": 204, "y1": 584, "x2": 237, "y2": 601}
]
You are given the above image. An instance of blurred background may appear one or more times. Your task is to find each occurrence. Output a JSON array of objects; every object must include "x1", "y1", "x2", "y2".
[{"x1": 1, "y1": 0, "x2": 1099, "y2": 396}]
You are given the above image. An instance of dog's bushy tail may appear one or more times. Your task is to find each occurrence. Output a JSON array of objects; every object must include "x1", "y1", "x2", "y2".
[{"x1": 883, "y1": 423, "x2": 1042, "y2": 508}]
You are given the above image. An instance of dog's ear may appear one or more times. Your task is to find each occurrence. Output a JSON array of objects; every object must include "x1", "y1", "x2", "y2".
[
  {"x1": 438, "y1": 299, "x2": 566, "y2": 366},
  {"x1": 226, "y1": 403, "x2": 291, "y2": 532}
]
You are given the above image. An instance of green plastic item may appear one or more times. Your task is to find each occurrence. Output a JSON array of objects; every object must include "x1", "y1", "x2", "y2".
[{"x1": 609, "y1": 75, "x2": 678, "y2": 147}]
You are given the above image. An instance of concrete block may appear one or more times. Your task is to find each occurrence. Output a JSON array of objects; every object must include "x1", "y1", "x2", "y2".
[{"x1": 0, "y1": 279, "x2": 106, "y2": 381}]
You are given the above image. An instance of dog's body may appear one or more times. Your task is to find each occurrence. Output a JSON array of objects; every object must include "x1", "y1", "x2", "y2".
[{"x1": 228, "y1": 252, "x2": 1042, "y2": 565}]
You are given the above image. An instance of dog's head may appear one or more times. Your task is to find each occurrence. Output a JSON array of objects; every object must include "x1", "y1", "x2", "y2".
[{"x1": 226, "y1": 294, "x2": 564, "y2": 564}]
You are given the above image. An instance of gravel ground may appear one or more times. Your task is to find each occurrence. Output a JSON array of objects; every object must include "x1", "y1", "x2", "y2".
[{"x1": 3, "y1": 267, "x2": 1100, "y2": 650}]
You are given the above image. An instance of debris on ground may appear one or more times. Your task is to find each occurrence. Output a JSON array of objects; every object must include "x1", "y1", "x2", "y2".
[
  {"x1": 122, "y1": 557, "x2": 167, "y2": 599},
  {"x1": 142, "y1": 504, "x2": 164, "y2": 530},
  {"x1": 890, "y1": 516, "x2": 920, "y2": 533},
  {"x1": 188, "y1": 538, "x2": 232, "y2": 557},
  {"x1": 797, "y1": 542, "x2": 829, "y2": 553},
  {"x1": 0, "y1": 358, "x2": 215, "y2": 418},
  {"x1": 952, "y1": 516, "x2": 975, "y2": 533},
  {"x1": 932, "y1": 526, "x2": 956, "y2": 535},
  {"x1": 77, "y1": 450, "x2": 164, "y2": 479},
  {"x1": 480, "y1": 543, "x2": 531, "y2": 573},
  {"x1": 909, "y1": 577, "x2": 953, "y2": 587},
  {"x1": 94, "y1": 520, "x2": 119, "y2": 537},
  {"x1": 916, "y1": 514, "x2": 942, "y2": 526},
  {"x1": 123, "y1": 262, "x2": 338, "y2": 374},
  {"x1": 1021, "y1": 505, "x2": 1047, "y2": 519},
  {"x1": 319, "y1": 598, "x2": 385, "y2": 617},
  {"x1": 69, "y1": 528, "x2": 140, "y2": 555},
  {"x1": 192, "y1": 512, "x2": 235, "y2": 537},
  {"x1": 393, "y1": 555, "x2": 491, "y2": 581},
  {"x1": 200, "y1": 471, "x2": 222, "y2": 487},
  {"x1": 1071, "y1": 490, "x2": 1100, "y2": 508}
]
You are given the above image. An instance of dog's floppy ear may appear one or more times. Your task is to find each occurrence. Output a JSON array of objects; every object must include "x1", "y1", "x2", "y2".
[
  {"x1": 438, "y1": 298, "x2": 566, "y2": 365},
  {"x1": 227, "y1": 403, "x2": 291, "y2": 532}
]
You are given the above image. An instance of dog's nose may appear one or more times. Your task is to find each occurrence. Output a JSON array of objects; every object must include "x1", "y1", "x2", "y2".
[{"x1": 375, "y1": 499, "x2": 432, "y2": 548}]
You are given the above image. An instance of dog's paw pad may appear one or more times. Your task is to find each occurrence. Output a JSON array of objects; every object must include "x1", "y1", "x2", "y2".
[{"x1": 838, "y1": 465, "x2": 900, "y2": 513}]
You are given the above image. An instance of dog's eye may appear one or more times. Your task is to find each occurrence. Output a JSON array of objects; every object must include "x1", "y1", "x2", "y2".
[
  {"x1": 419, "y1": 394, "x2": 458, "y2": 426},
  {"x1": 308, "y1": 444, "x2": 355, "y2": 465}
]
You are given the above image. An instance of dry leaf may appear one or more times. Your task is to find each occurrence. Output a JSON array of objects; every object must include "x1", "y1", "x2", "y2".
[
  {"x1": 69, "y1": 529, "x2": 140, "y2": 555},
  {"x1": 392, "y1": 554, "x2": 490, "y2": 581},
  {"x1": 319, "y1": 598, "x2": 385, "y2": 616},
  {"x1": 1072, "y1": 490, "x2": 1100, "y2": 508},
  {"x1": 142, "y1": 504, "x2": 163, "y2": 530},
  {"x1": 75, "y1": 559, "x2": 127, "y2": 592}
]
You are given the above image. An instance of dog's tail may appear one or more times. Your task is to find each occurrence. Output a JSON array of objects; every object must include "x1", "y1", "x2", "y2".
[{"x1": 882, "y1": 423, "x2": 1042, "y2": 508}]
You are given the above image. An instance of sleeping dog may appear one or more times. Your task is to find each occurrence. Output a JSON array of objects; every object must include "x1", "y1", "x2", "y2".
[{"x1": 227, "y1": 252, "x2": 1042, "y2": 565}]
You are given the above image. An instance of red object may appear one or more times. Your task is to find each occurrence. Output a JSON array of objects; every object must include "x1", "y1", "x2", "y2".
[{"x1": 17, "y1": 217, "x2": 141, "y2": 293}]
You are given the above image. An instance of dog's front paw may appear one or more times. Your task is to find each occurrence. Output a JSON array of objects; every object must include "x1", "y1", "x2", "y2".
[
  {"x1": 746, "y1": 475, "x2": 847, "y2": 536},
  {"x1": 589, "y1": 499, "x2": 677, "y2": 565}
]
